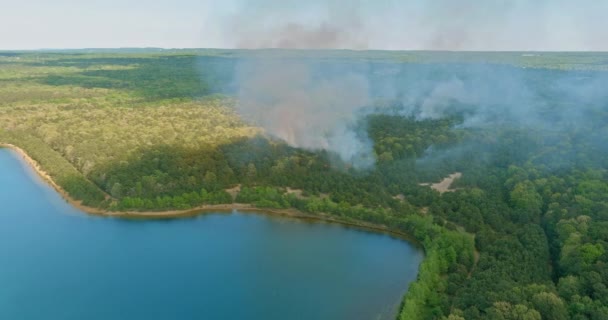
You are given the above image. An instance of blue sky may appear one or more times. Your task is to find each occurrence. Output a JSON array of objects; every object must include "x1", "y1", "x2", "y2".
[{"x1": 1, "y1": 0, "x2": 607, "y2": 50}]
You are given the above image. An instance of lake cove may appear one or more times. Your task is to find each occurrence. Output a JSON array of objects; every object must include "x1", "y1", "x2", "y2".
[{"x1": 0, "y1": 148, "x2": 423, "y2": 320}]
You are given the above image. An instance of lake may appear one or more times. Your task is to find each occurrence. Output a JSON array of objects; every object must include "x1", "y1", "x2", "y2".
[{"x1": 0, "y1": 148, "x2": 423, "y2": 320}]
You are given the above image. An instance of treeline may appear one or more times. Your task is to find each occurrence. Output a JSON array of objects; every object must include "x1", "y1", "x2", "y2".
[
  {"x1": 399, "y1": 219, "x2": 475, "y2": 320},
  {"x1": 38, "y1": 55, "x2": 236, "y2": 100},
  {"x1": 113, "y1": 188, "x2": 233, "y2": 211},
  {"x1": 0, "y1": 130, "x2": 106, "y2": 206}
]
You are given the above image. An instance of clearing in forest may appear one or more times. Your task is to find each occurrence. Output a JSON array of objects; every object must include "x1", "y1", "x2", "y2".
[{"x1": 420, "y1": 172, "x2": 462, "y2": 193}]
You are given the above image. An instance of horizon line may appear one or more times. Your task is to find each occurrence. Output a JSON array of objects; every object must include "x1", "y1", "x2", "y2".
[{"x1": 1, "y1": 47, "x2": 608, "y2": 54}]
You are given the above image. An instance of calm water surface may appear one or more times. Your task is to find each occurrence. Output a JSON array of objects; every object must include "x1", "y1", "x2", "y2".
[{"x1": 0, "y1": 148, "x2": 423, "y2": 320}]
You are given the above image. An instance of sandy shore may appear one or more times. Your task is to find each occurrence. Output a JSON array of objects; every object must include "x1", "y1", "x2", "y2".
[{"x1": 0, "y1": 143, "x2": 419, "y2": 244}]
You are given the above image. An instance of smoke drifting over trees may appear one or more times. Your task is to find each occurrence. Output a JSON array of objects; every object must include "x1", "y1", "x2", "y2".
[
  {"x1": 235, "y1": 59, "x2": 374, "y2": 168},
  {"x1": 232, "y1": 55, "x2": 608, "y2": 169},
  {"x1": 220, "y1": 0, "x2": 608, "y2": 168}
]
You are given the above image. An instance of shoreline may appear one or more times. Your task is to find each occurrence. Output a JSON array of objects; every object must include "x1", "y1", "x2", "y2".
[{"x1": 0, "y1": 144, "x2": 421, "y2": 246}]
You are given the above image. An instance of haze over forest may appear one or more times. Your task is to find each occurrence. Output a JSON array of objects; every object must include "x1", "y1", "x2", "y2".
[{"x1": 1, "y1": 1, "x2": 608, "y2": 320}]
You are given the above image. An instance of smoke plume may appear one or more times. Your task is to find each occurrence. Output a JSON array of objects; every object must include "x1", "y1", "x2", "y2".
[
  {"x1": 235, "y1": 59, "x2": 374, "y2": 168},
  {"x1": 225, "y1": 0, "x2": 368, "y2": 50},
  {"x1": 226, "y1": 1, "x2": 377, "y2": 168},
  {"x1": 217, "y1": 0, "x2": 608, "y2": 51},
  {"x1": 213, "y1": 0, "x2": 608, "y2": 169}
]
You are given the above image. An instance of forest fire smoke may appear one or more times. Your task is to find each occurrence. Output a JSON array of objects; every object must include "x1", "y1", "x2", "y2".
[
  {"x1": 235, "y1": 59, "x2": 374, "y2": 168},
  {"x1": 222, "y1": 0, "x2": 608, "y2": 169}
]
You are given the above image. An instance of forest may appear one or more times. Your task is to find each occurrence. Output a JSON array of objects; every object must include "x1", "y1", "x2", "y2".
[{"x1": 1, "y1": 50, "x2": 607, "y2": 319}]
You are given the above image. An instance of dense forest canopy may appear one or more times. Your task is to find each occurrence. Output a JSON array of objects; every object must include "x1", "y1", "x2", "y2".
[{"x1": 1, "y1": 50, "x2": 607, "y2": 319}]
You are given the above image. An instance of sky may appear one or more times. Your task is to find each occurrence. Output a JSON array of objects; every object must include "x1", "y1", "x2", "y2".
[{"x1": 1, "y1": 0, "x2": 607, "y2": 51}]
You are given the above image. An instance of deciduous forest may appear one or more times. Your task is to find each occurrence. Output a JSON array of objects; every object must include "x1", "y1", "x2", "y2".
[{"x1": 1, "y1": 50, "x2": 607, "y2": 319}]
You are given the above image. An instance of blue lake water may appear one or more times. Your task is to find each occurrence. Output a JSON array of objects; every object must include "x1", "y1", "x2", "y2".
[{"x1": 0, "y1": 148, "x2": 423, "y2": 320}]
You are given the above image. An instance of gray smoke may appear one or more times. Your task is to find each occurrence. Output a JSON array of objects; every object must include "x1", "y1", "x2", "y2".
[
  {"x1": 217, "y1": 0, "x2": 608, "y2": 51},
  {"x1": 235, "y1": 59, "x2": 375, "y2": 168},
  {"x1": 225, "y1": 0, "x2": 368, "y2": 50},
  {"x1": 216, "y1": 0, "x2": 608, "y2": 169},
  {"x1": 227, "y1": 0, "x2": 376, "y2": 168},
  {"x1": 399, "y1": 64, "x2": 608, "y2": 130}
]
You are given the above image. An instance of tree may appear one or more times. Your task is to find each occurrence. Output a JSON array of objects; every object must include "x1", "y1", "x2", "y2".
[
  {"x1": 531, "y1": 292, "x2": 568, "y2": 320},
  {"x1": 486, "y1": 302, "x2": 542, "y2": 320},
  {"x1": 110, "y1": 182, "x2": 123, "y2": 198},
  {"x1": 579, "y1": 243, "x2": 604, "y2": 265},
  {"x1": 510, "y1": 181, "x2": 543, "y2": 222},
  {"x1": 558, "y1": 275, "x2": 581, "y2": 301},
  {"x1": 204, "y1": 171, "x2": 217, "y2": 188},
  {"x1": 246, "y1": 163, "x2": 257, "y2": 180}
]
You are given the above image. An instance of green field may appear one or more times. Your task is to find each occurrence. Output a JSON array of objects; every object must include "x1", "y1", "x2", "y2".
[{"x1": 1, "y1": 50, "x2": 607, "y2": 319}]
